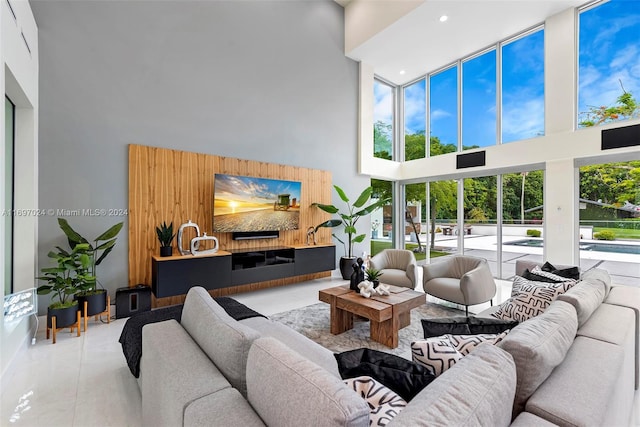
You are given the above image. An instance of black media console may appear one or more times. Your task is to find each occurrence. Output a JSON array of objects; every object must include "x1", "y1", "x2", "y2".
[{"x1": 152, "y1": 244, "x2": 335, "y2": 298}]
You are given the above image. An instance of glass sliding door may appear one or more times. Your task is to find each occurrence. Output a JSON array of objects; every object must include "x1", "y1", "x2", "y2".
[
  {"x1": 428, "y1": 180, "x2": 458, "y2": 257},
  {"x1": 501, "y1": 170, "x2": 544, "y2": 278},
  {"x1": 463, "y1": 176, "x2": 498, "y2": 275},
  {"x1": 370, "y1": 179, "x2": 393, "y2": 257}
]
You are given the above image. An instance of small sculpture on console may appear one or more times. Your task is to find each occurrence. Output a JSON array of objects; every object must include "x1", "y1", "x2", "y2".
[
  {"x1": 178, "y1": 220, "x2": 200, "y2": 255},
  {"x1": 190, "y1": 233, "x2": 219, "y2": 256},
  {"x1": 306, "y1": 226, "x2": 317, "y2": 246},
  {"x1": 358, "y1": 280, "x2": 375, "y2": 298}
]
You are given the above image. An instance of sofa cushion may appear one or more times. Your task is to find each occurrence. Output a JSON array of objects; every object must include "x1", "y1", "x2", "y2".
[
  {"x1": 388, "y1": 343, "x2": 517, "y2": 427},
  {"x1": 578, "y1": 303, "x2": 635, "y2": 346},
  {"x1": 557, "y1": 279, "x2": 605, "y2": 327},
  {"x1": 497, "y1": 300, "x2": 578, "y2": 418},
  {"x1": 181, "y1": 287, "x2": 260, "y2": 397},
  {"x1": 343, "y1": 376, "x2": 407, "y2": 426},
  {"x1": 335, "y1": 348, "x2": 435, "y2": 401},
  {"x1": 525, "y1": 336, "x2": 625, "y2": 426},
  {"x1": 240, "y1": 316, "x2": 340, "y2": 377},
  {"x1": 510, "y1": 412, "x2": 559, "y2": 427},
  {"x1": 246, "y1": 337, "x2": 370, "y2": 427},
  {"x1": 141, "y1": 320, "x2": 233, "y2": 426},
  {"x1": 604, "y1": 285, "x2": 640, "y2": 389},
  {"x1": 492, "y1": 276, "x2": 572, "y2": 322},
  {"x1": 582, "y1": 268, "x2": 613, "y2": 297},
  {"x1": 183, "y1": 388, "x2": 266, "y2": 427},
  {"x1": 421, "y1": 316, "x2": 518, "y2": 338}
]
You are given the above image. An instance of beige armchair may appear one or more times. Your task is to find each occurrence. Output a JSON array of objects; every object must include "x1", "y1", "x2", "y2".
[
  {"x1": 368, "y1": 249, "x2": 418, "y2": 289},
  {"x1": 422, "y1": 255, "x2": 496, "y2": 316}
]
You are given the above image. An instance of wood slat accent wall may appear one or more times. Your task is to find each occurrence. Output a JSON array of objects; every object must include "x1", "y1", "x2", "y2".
[{"x1": 128, "y1": 144, "x2": 334, "y2": 302}]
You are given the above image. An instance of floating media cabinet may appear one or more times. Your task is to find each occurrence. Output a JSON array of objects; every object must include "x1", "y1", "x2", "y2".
[{"x1": 152, "y1": 244, "x2": 335, "y2": 298}]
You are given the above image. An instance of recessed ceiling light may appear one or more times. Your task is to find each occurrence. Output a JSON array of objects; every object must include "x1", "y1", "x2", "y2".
[
  {"x1": 399, "y1": 70, "x2": 406, "y2": 75},
  {"x1": 439, "y1": 15, "x2": 448, "y2": 22}
]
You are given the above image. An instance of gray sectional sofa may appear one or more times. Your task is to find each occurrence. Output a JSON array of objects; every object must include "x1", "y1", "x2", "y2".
[{"x1": 140, "y1": 262, "x2": 639, "y2": 426}]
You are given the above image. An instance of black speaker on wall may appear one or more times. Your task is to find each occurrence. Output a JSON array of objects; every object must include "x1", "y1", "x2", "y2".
[
  {"x1": 456, "y1": 150, "x2": 486, "y2": 169},
  {"x1": 602, "y1": 124, "x2": 640, "y2": 150},
  {"x1": 116, "y1": 285, "x2": 151, "y2": 319}
]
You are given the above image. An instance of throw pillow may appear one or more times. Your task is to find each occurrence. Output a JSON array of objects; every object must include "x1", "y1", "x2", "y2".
[
  {"x1": 521, "y1": 268, "x2": 562, "y2": 284},
  {"x1": 411, "y1": 337, "x2": 463, "y2": 376},
  {"x1": 343, "y1": 376, "x2": 407, "y2": 427},
  {"x1": 493, "y1": 276, "x2": 571, "y2": 322},
  {"x1": 541, "y1": 261, "x2": 581, "y2": 280},
  {"x1": 335, "y1": 348, "x2": 435, "y2": 401},
  {"x1": 531, "y1": 266, "x2": 579, "y2": 285},
  {"x1": 448, "y1": 331, "x2": 510, "y2": 355},
  {"x1": 421, "y1": 316, "x2": 518, "y2": 338}
]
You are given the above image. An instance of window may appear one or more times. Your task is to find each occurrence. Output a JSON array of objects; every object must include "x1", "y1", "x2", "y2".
[
  {"x1": 578, "y1": 0, "x2": 640, "y2": 127},
  {"x1": 374, "y1": 79, "x2": 394, "y2": 160},
  {"x1": 462, "y1": 49, "x2": 496, "y2": 150},
  {"x1": 5, "y1": 96, "x2": 15, "y2": 295},
  {"x1": 429, "y1": 66, "x2": 458, "y2": 157},
  {"x1": 502, "y1": 29, "x2": 545, "y2": 143},
  {"x1": 404, "y1": 79, "x2": 426, "y2": 161},
  {"x1": 370, "y1": 179, "x2": 393, "y2": 256}
]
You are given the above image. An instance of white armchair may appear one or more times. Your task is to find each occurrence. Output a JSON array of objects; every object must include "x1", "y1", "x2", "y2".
[
  {"x1": 368, "y1": 249, "x2": 418, "y2": 289},
  {"x1": 422, "y1": 255, "x2": 496, "y2": 316}
]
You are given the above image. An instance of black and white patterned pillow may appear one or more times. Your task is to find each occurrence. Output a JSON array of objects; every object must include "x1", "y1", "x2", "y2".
[
  {"x1": 411, "y1": 337, "x2": 462, "y2": 376},
  {"x1": 448, "y1": 331, "x2": 510, "y2": 355},
  {"x1": 343, "y1": 376, "x2": 407, "y2": 426},
  {"x1": 511, "y1": 272, "x2": 576, "y2": 297},
  {"x1": 494, "y1": 276, "x2": 570, "y2": 322}
]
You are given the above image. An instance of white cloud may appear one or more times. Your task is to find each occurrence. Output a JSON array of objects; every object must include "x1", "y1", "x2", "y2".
[
  {"x1": 430, "y1": 109, "x2": 452, "y2": 121},
  {"x1": 502, "y1": 97, "x2": 544, "y2": 141}
]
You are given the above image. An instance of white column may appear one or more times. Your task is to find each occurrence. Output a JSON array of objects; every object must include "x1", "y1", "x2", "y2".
[{"x1": 544, "y1": 159, "x2": 579, "y2": 265}]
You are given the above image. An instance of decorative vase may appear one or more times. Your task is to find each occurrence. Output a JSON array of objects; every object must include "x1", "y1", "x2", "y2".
[
  {"x1": 76, "y1": 290, "x2": 107, "y2": 317},
  {"x1": 47, "y1": 302, "x2": 79, "y2": 329},
  {"x1": 372, "y1": 279, "x2": 380, "y2": 289},
  {"x1": 339, "y1": 256, "x2": 357, "y2": 280},
  {"x1": 160, "y1": 246, "x2": 173, "y2": 257}
]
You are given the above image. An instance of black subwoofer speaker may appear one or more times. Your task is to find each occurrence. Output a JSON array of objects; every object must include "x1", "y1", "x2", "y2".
[
  {"x1": 116, "y1": 285, "x2": 151, "y2": 319},
  {"x1": 602, "y1": 124, "x2": 640, "y2": 150}
]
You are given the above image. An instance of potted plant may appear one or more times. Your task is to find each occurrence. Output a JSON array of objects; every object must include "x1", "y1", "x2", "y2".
[
  {"x1": 37, "y1": 243, "x2": 96, "y2": 339},
  {"x1": 365, "y1": 267, "x2": 383, "y2": 288},
  {"x1": 313, "y1": 185, "x2": 388, "y2": 280},
  {"x1": 156, "y1": 221, "x2": 175, "y2": 257},
  {"x1": 58, "y1": 218, "x2": 123, "y2": 317}
]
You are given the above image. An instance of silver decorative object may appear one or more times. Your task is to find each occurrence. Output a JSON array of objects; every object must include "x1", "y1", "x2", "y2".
[
  {"x1": 178, "y1": 220, "x2": 200, "y2": 255},
  {"x1": 306, "y1": 226, "x2": 317, "y2": 245},
  {"x1": 190, "y1": 233, "x2": 219, "y2": 256}
]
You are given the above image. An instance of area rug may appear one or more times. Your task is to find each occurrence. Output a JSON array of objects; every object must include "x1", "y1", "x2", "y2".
[{"x1": 270, "y1": 302, "x2": 465, "y2": 359}]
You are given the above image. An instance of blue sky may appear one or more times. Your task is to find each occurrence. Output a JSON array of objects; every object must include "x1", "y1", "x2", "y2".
[{"x1": 376, "y1": 0, "x2": 640, "y2": 152}]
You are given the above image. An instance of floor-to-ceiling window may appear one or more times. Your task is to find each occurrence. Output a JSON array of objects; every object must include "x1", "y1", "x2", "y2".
[
  {"x1": 374, "y1": 79, "x2": 394, "y2": 160},
  {"x1": 370, "y1": 178, "x2": 393, "y2": 256},
  {"x1": 578, "y1": 0, "x2": 640, "y2": 128},
  {"x1": 404, "y1": 79, "x2": 426, "y2": 161},
  {"x1": 463, "y1": 176, "x2": 498, "y2": 274},
  {"x1": 462, "y1": 49, "x2": 496, "y2": 150},
  {"x1": 429, "y1": 66, "x2": 458, "y2": 157},
  {"x1": 578, "y1": 161, "x2": 640, "y2": 285},
  {"x1": 501, "y1": 28, "x2": 545, "y2": 143},
  {"x1": 5, "y1": 96, "x2": 15, "y2": 295},
  {"x1": 428, "y1": 179, "x2": 458, "y2": 256}
]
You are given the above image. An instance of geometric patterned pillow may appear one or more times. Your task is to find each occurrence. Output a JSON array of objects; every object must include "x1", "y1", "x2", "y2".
[
  {"x1": 343, "y1": 376, "x2": 407, "y2": 426},
  {"x1": 447, "y1": 331, "x2": 510, "y2": 355},
  {"x1": 511, "y1": 273, "x2": 577, "y2": 297},
  {"x1": 410, "y1": 337, "x2": 463, "y2": 376},
  {"x1": 493, "y1": 276, "x2": 570, "y2": 322}
]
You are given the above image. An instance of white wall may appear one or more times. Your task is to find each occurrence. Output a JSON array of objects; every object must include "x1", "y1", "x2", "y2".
[
  {"x1": 1, "y1": 0, "x2": 39, "y2": 382},
  {"x1": 358, "y1": 5, "x2": 640, "y2": 266}
]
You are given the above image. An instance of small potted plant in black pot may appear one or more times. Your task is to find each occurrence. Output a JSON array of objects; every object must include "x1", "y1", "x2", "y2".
[
  {"x1": 37, "y1": 243, "x2": 96, "y2": 342},
  {"x1": 156, "y1": 221, "x2": 175, "y2": 257},
  {"x1": 365, "y1": 267, "x2": 383, "y2": 288}
]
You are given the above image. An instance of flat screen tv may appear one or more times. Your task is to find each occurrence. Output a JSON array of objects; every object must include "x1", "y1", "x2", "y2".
[{"x1": 213, "y1": 173, "x2": 301, "y2": 233}]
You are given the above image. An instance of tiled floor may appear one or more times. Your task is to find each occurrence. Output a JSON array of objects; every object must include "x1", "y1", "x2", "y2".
[{"x1": 1, "y1": 273, "x2": 638, "y2": 426}]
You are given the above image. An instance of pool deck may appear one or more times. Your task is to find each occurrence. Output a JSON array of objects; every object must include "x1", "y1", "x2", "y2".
[{"x1": 408, "y1": 233, "x2": 640, "y2": 287}]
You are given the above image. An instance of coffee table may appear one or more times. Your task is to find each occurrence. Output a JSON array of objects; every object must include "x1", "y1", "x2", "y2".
[{"x1": 318, "y1": 284, "x2": 426, "y2": 348}]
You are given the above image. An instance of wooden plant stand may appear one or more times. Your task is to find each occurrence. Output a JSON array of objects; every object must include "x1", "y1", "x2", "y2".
[
  {"x1": 47, "y1": 311, "x2": 82, "y2": 344},
  {"x1": 81, "y1": 295, "x2": 111, "y2": 332}
]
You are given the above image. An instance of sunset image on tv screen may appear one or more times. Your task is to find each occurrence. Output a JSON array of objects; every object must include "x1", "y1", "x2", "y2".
[{"x1": 213, "y1": 174, "x2": 301, "y2": 232}]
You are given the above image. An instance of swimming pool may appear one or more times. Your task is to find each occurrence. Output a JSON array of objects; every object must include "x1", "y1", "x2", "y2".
[{"x1": 506, "y1": 239, "x2": 640, "y2": 255}]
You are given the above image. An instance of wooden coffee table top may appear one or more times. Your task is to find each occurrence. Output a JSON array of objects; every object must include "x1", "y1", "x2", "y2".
[{"x1": 319, "y1": 284, "x2": 425, "y2": 316}]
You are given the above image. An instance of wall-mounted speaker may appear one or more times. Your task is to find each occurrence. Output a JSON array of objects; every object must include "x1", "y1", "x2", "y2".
[
  {"x1": 456, "y1": 151, "x2": 486, "y2": 169},
  {"x1": 602, "y1": 124, "x2": 640, "y2": 150},
  {"x1": 115, "y1": 285, "x2": 151, "y2": 319}
]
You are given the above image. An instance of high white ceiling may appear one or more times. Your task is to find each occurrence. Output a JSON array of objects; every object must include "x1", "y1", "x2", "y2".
[{"x1": 342, "y1": 0, "x2": 588, "y2": 85}]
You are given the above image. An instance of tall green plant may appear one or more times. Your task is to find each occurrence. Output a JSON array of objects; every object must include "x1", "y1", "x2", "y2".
[
  {"x1": 57, "y1": 218, "x2": 123, "y2": 292},
  {"x1": 36, "y1": 243, "x2": 96, "y2": 309},
  {"x1": 313, "y1": 185, "x2": 389, "y2": 258}
]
